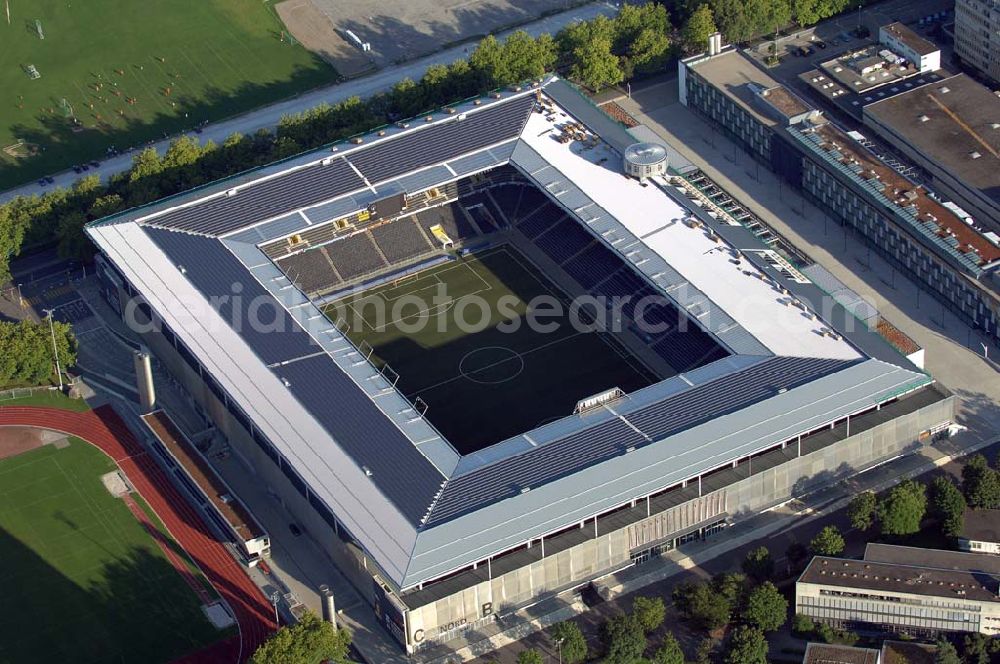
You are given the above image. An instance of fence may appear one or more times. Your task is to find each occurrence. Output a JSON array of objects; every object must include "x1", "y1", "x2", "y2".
[{"x1": 0, "y1": 385, "x2": 60, "y2": 402}]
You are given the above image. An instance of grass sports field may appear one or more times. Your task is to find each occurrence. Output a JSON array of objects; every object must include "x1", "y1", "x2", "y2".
[
  {"x1": 0, "y1": 0, "x2": 334, "y2": 189},
  {"x1": 0, "y1": 437, "x2": 223, "y2": 663},
  {"x1": 328, "y1": 246, "x2": 659, "y2": 453}
]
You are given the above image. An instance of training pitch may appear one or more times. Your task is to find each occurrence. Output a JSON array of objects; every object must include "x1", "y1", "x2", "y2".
[
  {"x1": 0, "y1": 0, "x2": 334, "y2": 189},
  {"x1": 0, "y1": 437, "x2": 223, "y2": 663},
  {"x1": 328, "y1": 246, "x2": 659, "y2": 453}
]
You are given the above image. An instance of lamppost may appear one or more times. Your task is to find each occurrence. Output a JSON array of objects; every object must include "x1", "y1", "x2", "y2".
[
  {"x1": 42, "y1": 308, "x2": 63, "y2": 391},
  {"x1": 270, "y1": 590, "x2": 281, "y2": 626}
]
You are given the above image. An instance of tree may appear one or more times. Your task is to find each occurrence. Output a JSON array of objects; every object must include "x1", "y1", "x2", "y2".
[
  {"x1": 791, "y1": 613, "x2": 815, "y2": 636},
  {"x1": 673, "y1": 581, "x2": 732, "y2": 631},
  {"x1": 550, "y1": 621, "x2": 588, "y2": 664},
  {"x1": 469, "y1": 34, "x2": 507, "y2": 89},
  {"x1": 653, "y1": 633, "x2": 684, "y2": 664},
  {"x1": 847, "y1": 491, "x2": 877, "y2": 531},
  {"x1": 962, "y1": 455, "x2": 1000, "y2": 509},
  {"x1": 742, "y1": 546, "x2": 773, "y2": 582},
  {"x1": 723, "y1": 625, "x2": 768, "y2": 664},
  {"x1": 960, "y1": 632, "x2": 1000, "y2": 663},
  {"x1": 710, "y1": 0, "x2": 753, "y2": 43},
  {"x1": 695, "y1": 637, "x2": 718, "y2": 664},
  {"x1": 712, "y1": 571, "x2": 748, "y2": 607},
  {"x1": 56, "y1": 210, "x2": 90, "y2": 260},
  {"x1": 682, "y1": 4, "x2": 717, "y2": 54},
  {"x1": 930, "y1": 477, "x2": 967, "y2": 538},
  {"x1": 743, "y1": 582, "x2": 788, "y2": 632},
  {"x1": 602, "y1": 613, "x2": 647, "y2": 664},
  {"x1": 633, "y1": 595, "x2": 667, "y2": 633},
  {"x1": 933, "y1": 638, "x2": 961, "y2": 664},
  {"x1": 0, "y1": 319, "x2": 77, "y2": 388},
  {"x1": 809, "y1": 526, "x2": 845, "y2": 557},
  {"x1": 500, "y1": 30, "x2": 556, "y2": 84},
  {"x1": 877, "y1": 479, "x2": 927, "y2": 537},
  {"x1": 516, "y1": 649, "x2": 544, "y2": 664},
  {"x1": 792, "y1": 0, "x2": 822, "y2": 26},
  {"x1": 249, "y1": 610, "x2": 351, "y2": 664},
  {"x1": 569, "y1": 33, "x2": 623, "y2": 91},
  {"x1": 613, "y1": 3, "x2": 672, "y2": 74},
  {"x1": 785, "y1": 542, "x2": 808, "y2": 569}
]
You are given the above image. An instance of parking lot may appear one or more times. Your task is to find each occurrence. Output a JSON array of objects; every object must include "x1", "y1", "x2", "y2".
[{"x1": 745, "y1": 0, "x2": 954, "y2": 86}]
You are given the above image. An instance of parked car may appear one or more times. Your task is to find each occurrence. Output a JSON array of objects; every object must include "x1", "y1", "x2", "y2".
[
  {"x1": 815, "y1": 40, "x2": 827, "y2": 49},
  {"x1": 44, "y1": 176, "x2": 55, "y2": 184}
]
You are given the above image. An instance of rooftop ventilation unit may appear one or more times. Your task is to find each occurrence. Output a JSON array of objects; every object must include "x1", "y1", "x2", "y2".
[{"x1": 623, "y1": 142, "x2": 668, "y2": 182}]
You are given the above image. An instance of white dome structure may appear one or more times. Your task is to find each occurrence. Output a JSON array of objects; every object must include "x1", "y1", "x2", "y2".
[{"x1": 623, "y1": 142, "x2": 668, "y2": 181}]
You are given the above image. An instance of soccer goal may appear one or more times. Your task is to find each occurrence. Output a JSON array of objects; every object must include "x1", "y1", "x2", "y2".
[{"x1": 34, "y1": 18, "x2": 43, "y2": 39}]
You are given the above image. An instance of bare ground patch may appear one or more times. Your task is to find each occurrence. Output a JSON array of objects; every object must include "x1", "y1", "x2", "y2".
[
  {"x1": 0, "y1": 427, "x2": 68, "y2": 460},
  {"x1": 275, "y1": 0, "x2": 375, "y2": 78}
]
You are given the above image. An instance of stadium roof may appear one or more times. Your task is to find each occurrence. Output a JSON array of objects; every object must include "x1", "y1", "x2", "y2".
[{"x1": 88, "y1": 77, "x2": 932, "y2": 590}]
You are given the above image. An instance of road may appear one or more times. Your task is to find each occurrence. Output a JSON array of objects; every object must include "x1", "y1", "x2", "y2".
[{"x1": 0, "y1": 2, "x2": 616, "y2": 204}]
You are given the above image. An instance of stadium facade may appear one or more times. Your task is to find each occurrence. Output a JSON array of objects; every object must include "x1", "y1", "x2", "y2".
[{"x1": 88, "y1": 77, "x2": 955, "y2": 653}]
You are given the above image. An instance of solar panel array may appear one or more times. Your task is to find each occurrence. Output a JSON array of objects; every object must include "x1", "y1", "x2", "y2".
[
  {"x1": 146, "y1": 226, "x2": 445, "y2": 523},
  {"x1": 140, "y1": 93, "x2": 534, "y2": 238},
  {"x1": 143, "y1": 159, "x2": 365, "y2": 236},
  {"x1": 146, "y1": 227, "x2": 317, "y2": 365},
  {"x1": 278, "y1": 355, "x2": 446, "y2": 524},
  {"x1": 347, "y1": 95, "x2": 535, "y2": 186},
  {"x1": 424, "y1": 355, "x2": 853, "y2": 525}
]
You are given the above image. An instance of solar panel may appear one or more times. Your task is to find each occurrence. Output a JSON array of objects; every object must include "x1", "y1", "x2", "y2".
[
  {"x1": 147, "y1": 226, "x2": 444, "y2": 523},
  {"x1": 424, "y1": 356, "x2": 853, "y2": 525},
  {"x1": 146, "y1": 227, "x2": 318, "y2": 365},
  {"x1": 143, "y1": 158, "x2": 365, "y2": 236},
  {"x1": 347, "y1": 95, "x2": 535, "y2": 185},
  {"x1": 278, "y1": 355, "x2": 445, "y2": 524}
]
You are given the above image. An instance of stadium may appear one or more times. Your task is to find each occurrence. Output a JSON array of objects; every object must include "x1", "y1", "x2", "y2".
[{"x1": 87, "y1": 77, "x2": 955, "y2": 654}]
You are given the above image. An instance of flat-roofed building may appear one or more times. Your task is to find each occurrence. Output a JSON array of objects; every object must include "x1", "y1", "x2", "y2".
[
  {"x1": 958, "y1": 508, "x2": 1000, "y2": 554},
  {"x1": 863, "y1": 74, "x2": 1000, "y2": 234},
  {"x1": 879, "y1": 22, "x2": 940, "y2": 73},
  {"x1": 797, "y1": 553, "x2": 1000, "y2": 637},
  {"x1": 681, "y1": 47, "x2": 1000, "y2": 344},
  {"x1": 803, "y1": 642, "x2": 880, "y2": 664}
]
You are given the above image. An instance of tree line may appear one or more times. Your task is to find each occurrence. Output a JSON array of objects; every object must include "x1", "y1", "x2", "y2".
[
  {"x1": 0, "y1": 4, "x2": 672, "y2": 283},
  {"x1": 844, "y1": 453, "x2": 1000, "y2": 543},
  {"x1": 0, "y1": 0, "x2": 875, "y2": 283},
  {"x1": 0, "y1": 318, "x2": 76, "y2": 389}
]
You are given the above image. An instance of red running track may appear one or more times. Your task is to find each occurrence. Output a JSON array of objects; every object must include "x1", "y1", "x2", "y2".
[{"x1": 0, "y1": 405, "x2": 276, "y2": 663}]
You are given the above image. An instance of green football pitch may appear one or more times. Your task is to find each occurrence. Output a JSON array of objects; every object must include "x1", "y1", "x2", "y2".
[
  {"x1": 0, "y1": 437, "x2": 223, "y2": 663},
  {"x1": 327, "y1": 246, "x2": 660, "y2": 453},
  {"x1": 0, "y1": 0, "x2": 334, "y2": 189}
]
